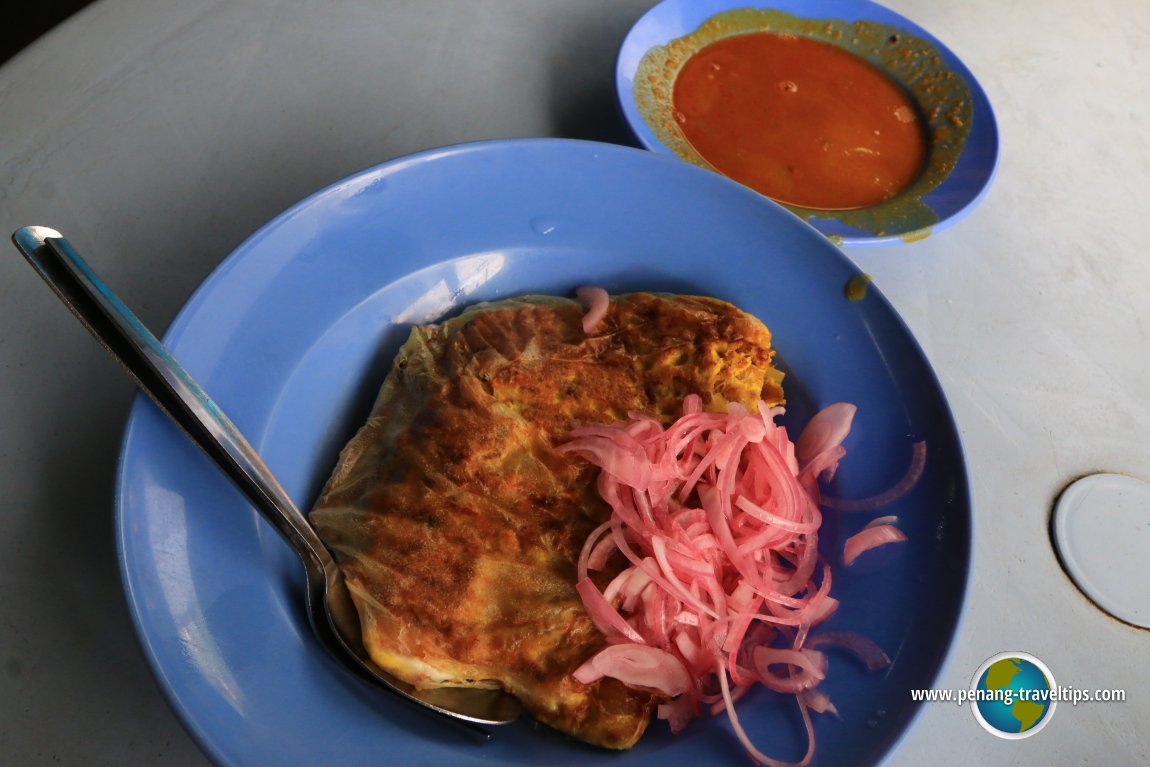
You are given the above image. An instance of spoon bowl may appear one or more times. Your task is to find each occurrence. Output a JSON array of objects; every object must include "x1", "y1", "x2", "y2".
[{"x1": 11, "y1": 226, "x2": 522, "y2": 737}]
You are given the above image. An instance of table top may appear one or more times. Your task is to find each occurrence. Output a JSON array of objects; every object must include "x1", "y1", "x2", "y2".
[{"x1": 1, "y1": 1, "x2": 1147, "y2": 764}]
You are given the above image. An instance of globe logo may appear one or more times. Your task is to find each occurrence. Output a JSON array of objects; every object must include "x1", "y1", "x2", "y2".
[{"x1": 969, "y1": 652, "x2": 1056, "y2": 739}]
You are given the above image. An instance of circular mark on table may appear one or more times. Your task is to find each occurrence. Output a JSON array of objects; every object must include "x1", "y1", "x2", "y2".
[{"x1": 1052, "y1": 473, "x2": 1150, "y2": 628}]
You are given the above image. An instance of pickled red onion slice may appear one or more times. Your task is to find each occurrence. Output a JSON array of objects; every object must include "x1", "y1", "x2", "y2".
[
  {"x1": 800, "y1": 688, "x2": 839, "y2": 717},
  {"x1": 572, "y1": 644, "x2": 692, "y2": 697},
  {"x1": 560, "y1": 426, "x2": 653, "y2": 490},
  {"x1": 575, "y1": 578, "x2": 645, "y2": 644},
  {"x1": 576, "y1": 285, "x2": 610, "y2": 333},
  {"x1": 842, "y1": 523, "x2": 907, "y2": 566},
  {"x1": 863, "y1": 514, "x2": 899, "y2": 530},
  {"x1": 750, "y1": 646, "x2": 828, "y2": 694},
  {"x1": 806, "y1": 630, "x2": 892, "y2": 672},
  {"x1": 821, "y1": 440, "x2": 927, "y2": 511},
  {"x1": 795, "y1": 402, "x2": 856, "y2": 464}
]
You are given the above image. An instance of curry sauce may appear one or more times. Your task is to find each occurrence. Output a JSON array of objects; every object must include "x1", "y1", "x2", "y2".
[{"x1": 673, "y1": 32, "x2": 926, "y2": 210}]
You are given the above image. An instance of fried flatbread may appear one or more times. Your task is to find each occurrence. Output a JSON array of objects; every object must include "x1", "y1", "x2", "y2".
[{"x1": 309, "y1": 292, "x2": 783, "y2": 748}]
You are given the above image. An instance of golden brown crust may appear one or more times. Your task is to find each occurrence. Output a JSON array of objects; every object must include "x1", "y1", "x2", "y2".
[{"x1": 309, "y1": 292, "x2": 783, "y2": 749}]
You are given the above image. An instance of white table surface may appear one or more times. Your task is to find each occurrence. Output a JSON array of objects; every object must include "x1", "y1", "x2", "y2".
[{"x1": 2, "y1": 0, "x2": 1147, "y2": 764}]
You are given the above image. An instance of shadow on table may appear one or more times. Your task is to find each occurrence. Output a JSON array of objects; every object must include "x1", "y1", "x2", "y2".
[
  {"x1": 547, "y1": 8, "x2": 644, "y2": 149},
  {"x1": 0, "y1": 0, "x2": 95, "y2": 66}
]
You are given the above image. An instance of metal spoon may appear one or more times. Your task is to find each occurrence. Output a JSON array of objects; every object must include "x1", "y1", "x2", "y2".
[{"x1": 12, "y1": 226, "x2": 521, "y2": 738}]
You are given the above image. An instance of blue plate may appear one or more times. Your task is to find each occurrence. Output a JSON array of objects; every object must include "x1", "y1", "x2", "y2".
[
  {"x1": 116, "y1": 138, "x2": 970, "y2": 766},
  {"x1": 616, "y1": 0, "x2": 1000, "y2": 247}
]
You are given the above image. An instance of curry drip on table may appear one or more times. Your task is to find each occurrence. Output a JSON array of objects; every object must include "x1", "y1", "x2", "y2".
[{"x1": 310, "y1": 292, "x2": 784, "y2": 749}]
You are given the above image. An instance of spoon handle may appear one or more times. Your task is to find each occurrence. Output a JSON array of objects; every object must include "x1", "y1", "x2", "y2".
[
  {"x1": 11, "y1": 227, "x2": 333, "y2": 569},
  {"x1": 13, "y1": 226, "x2": 513, "y2": 738}
]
